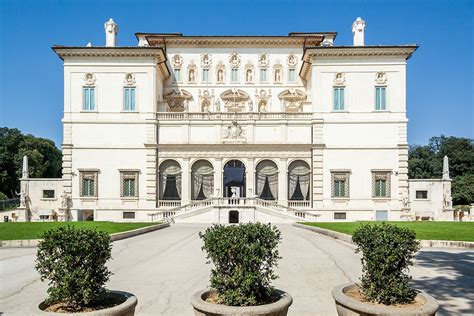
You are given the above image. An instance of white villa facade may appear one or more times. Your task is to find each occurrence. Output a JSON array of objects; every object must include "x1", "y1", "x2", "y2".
[{"x1": 10, "y1": 18, "x2": 454, "y2": 223}]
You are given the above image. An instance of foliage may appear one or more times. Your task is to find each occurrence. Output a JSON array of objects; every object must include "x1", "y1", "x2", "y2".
[
  {"x1": 302, "y1": 221, "x2": 474, "y2": 242},
  {"x1": 35, "y1": 226, "x2": 112, "y2": 309},
  {"x1": 199, "y1": 223, "x2": 282, "y2": 306},
  {"x1": 0, "y1": 127, "x2": 62, "y2": 198},
  {"x1": 409, "y1": 135, "x2": 474, "y2": 204},
  {"x1": 0, "y1": 221, "x2": 157, "y2": 241},
  {"x1": 352, "y1": 223, "x2": 420, "y2": 305},
  {"x1": 0, "y1": 192, "x2": 8, "y2": 200}
]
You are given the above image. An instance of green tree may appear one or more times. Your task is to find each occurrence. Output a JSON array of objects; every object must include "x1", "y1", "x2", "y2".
[
  {"x1": 0, "y1": 127, "x2": 62, "y2": 198},
  {"x1": 408, "y1": 135, "x2": 474, "y2": 205}
]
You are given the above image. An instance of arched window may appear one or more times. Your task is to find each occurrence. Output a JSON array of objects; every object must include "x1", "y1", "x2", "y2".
[
  {"x1": 191, "y1": 160, "x2": 214, "y2": 200},
  {"x1": 159, "y1": 160, "x2": 181, "y2": 200},
  {"x1": 255, "y1": 160, "x2": 278, "y2": 200},
  {"x1": 288, "y1": 160, "x2": 310, "y2": 201}
]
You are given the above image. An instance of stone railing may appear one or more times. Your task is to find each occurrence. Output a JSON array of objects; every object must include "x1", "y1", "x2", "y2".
[
  {"x1": 288, "y1": 201, "x2": 311, "y2": 208},
  {"x1": 158, "y1": 200, "x2": 182, "y2": 208},
  {"x1": 149, "y1": 197, "x2": 319, "y2": 222},
  {"x1": 156, "y1": 112, "x2": 312, "y2": 121}
]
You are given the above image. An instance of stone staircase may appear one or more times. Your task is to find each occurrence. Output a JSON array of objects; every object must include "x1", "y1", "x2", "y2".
[{"x1": 148, "y1": 197, "x2": 320, "y2": 223}]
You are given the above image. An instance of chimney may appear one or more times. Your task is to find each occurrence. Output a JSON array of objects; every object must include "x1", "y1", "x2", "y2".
[
  {"x1": 104, "y1": 18, "x2": 118, "y2": 47},
  {"x1": 352, "y1": 17, "x2": 366, "y2": 46}
]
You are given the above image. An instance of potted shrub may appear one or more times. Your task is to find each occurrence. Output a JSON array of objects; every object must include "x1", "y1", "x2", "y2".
[
  {"x1": 31, "y1": 226, "x2": 137, "y2": 315},
  {"x1": 332, "y1": 223, "x2": 439, "y2": 316},
  {"x1": 191, "y1": 223, "x2": 293, "y2": 316}
]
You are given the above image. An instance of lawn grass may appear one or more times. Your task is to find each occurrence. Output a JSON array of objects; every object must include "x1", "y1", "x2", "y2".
[
  {"x1": 0, "y1": 221, "x2": 157, "y2": 240},
  {"x1": 301, "y1": 221, "x2": 474, "y2": 242}
]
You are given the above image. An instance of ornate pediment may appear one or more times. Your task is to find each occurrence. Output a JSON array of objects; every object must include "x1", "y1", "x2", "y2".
[
  {"x1": 220, "y1": 88, "x2": 250, "y2": 112},
  {"x1": 124, "y1": 73, "x2": 136, "y2": 86},
  {"x1": 278, "y1": 88, "x2": 307, "y2": 112},
  {"x1": 201, "y1": 53, "x2": 212, "y2": 68},
  {"x1": 375, "y1": 71, "x2": 388, "y2": 84},
  {"x1": 229, "y1": 52, "x2": 240, "y2": 68},
  {"x1": 84, "y1": 73, "x2": 96, "y2": 86},
  {"x1": 287, "y1": 54, "x2": 298, "y2": 67},
  {"x1": 333, "y1": 72, "x2": 346, "y2": 86},
  {"x1": 258, "y1": 53, "x2": 269, "y2": 68},
  {"x1": 171, "y1": 54, "x2": 183, "y2": 67},
  {"x1": 164, "y1": 89, "x2": 193, "y2": 112}
]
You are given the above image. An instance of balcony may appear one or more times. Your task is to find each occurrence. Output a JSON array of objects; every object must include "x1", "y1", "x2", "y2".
[{"x1": 156, "y1": 112, "x2": 312, "y2": 121}]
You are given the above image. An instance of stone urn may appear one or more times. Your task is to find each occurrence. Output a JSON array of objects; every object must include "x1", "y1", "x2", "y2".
[
  {"x1": 332, "y1": 284, "x2": 439, "y2": 316},
  {"x1": 30, "y1": 290, "x2": 138, "y2": 316},
  {"x1": 190, "y1": 288, "x2": 293, "y2": 316}
]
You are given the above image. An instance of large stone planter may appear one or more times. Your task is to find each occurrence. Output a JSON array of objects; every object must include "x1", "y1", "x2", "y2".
[
  {"x1": 30, "y1": 290, "x2": 138, "y2": 316},
  {"x1": 190, "y1": 288, "x2": 293, "y2": 316},
  {"x1": 332, "y1": 284, "x2": 439, "y2": 316}
]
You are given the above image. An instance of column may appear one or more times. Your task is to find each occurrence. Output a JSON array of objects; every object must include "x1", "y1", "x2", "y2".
[
  {"x1": 246, "y1": 158, "x2": 255, "y2": 198},
  {"x1": 214, "y1": 158, "x2": 223, "y2": 198},
  {"x1": 278, "y1": 158, "x2": 287, "y2": 206},
  {"x1": 181, "y1": 158, "x2": 190, "y2": 205}
]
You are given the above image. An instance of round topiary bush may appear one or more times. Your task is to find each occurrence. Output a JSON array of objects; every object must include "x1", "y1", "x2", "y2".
[
  {"x1": 352, "y1": 223, "x2": 420, "y2": 305},
  {"x1": 199, "y1": 223, "x2": 282, "y2": 306},
  {"x1": 35, "y1": 225, "x2": 112, "y2": 311}
]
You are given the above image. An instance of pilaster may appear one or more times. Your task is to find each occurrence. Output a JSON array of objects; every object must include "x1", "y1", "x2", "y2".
[
  {"x1": 181, "y1": 158, "x2": 190, "y2": 204},
  {"x1": 278, "y1": 158, "x2": 288, "y2": 206}
]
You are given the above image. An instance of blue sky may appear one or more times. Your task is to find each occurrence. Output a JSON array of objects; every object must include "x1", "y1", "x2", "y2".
[{"x1": 0, "y1": 0, "x2": 473, "y2": 147}]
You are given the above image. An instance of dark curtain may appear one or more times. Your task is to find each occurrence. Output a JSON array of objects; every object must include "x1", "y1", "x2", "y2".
[
  {"x1": 305, "y1": 185, "x2": 310, "y2": 201},
  {"x1": 290, "y1": 176, "x2": 304, "y2": 200},
  {"x1": 196, "y1": 182, "x2": 207, "y2": 200},
  {"x1": 163, "y1": 175, "x2": 180, "y2": 200},
  {"x1": 224, "y1": 167, "x2": 245, "y2": 186},
  {"x1": 259, "y1": 176, "x2": 275, "y2": 200}
]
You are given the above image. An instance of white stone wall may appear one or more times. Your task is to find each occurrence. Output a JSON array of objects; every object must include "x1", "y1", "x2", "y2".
[{"x1": 408, "y1": 179, "x2": 453, "y2": 221}]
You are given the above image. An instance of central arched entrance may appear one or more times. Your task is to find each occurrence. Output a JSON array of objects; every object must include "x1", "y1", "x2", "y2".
[{"x1": 223, "y1": 160, "x2": 246, "y2": 198}]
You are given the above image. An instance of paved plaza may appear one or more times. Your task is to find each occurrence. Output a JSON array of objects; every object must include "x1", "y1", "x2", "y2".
[{"x1": 1, "y1": 224, "x2": 473, "y2": 315}]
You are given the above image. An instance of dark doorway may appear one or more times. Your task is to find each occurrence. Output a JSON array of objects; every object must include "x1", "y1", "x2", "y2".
[
  {"x1": 223, "y1": 160, "x2": 246, "y2": 197},
  {"x1": 229, "y1": 210, "x2": 239, "y2": 223}
]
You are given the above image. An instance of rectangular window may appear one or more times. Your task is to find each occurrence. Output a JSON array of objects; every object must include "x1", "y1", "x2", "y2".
[
  {"x1": 375, "y1": 210, "x2": 388, "y2": 221},
  {"x1": 331, "y1": 172, "x2": 350, "y2": 198},
  {"x1": 123, "y1": 211, "x2": 136, "y2": 219},
  {"x1": 120, "y1": 171, "x2": 138, "y2": 198},
  {"x1": 375, "y1": 86, "x2": 386, "y2": 110},
  {"x1": 260, "y1": 69, "x2": 267, "y2": 82},
  {"x1": 416, "y1": 190, "x2": 428, "y2": 199},
  {"x1": 372, "y1": 171, "x2": 391, "y2": 198},
  {"x1": 83, "y1": 87, "x2": 95, "y2": 111},
  {"x1": 202, "y1": 69, "x2": 209, "y2": 83},
  {"x1": 334, "y1": 212, "x2": 347, "y2": 220},
  {"x1": 124, "y1": 87, "x2": 136, "y2": 111},
  {"x1": 42, "y1": 190, "x2": 55, "y2": 199},
  {"x1": 231, "y1": 68, "x2": 239, "y2": 82},
  {"x1": 333, "y1": 87, "x2": 345, "y2": 111},
  {"x1": 80, "y1": 171, "x2": 98, "y2": 197},
  {"x1": 173, "y1": 69, "x2": 181, "y2": 82},
  {"x1": 288, "y1": 69, "x2": 296, "y2": 82}
]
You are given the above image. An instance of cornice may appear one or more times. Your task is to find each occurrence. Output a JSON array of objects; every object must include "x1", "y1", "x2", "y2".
[
  {"x1": 300, "y1": 45, "x2": 418, "y2": 80},
  {"x1": 146, "y1": 37, "x2": 322, "y2": 48},
  {"x1": 52, "y1": 46, "x2": 170, "y2": 79}
]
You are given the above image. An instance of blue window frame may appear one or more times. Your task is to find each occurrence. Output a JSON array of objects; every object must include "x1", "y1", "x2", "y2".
[
  {"x1": 260, "y1": 69, "x2": 267, "y2": 82},
  {"x1": 83, "y1": 87, "x2": 95, "y2": 111},
  {"x1": 231, "y1": 68, "x2": 239, "y2": 82},
  {"x1": 375, "y1": 86, "x2": 386, "y2": 110},
  {"x1": 288, "y1": 69, "x2": 296, "y2": 82},
  {"x1": 333, "y1": 87, "x2": 345, "y2": 111},
  {"x1": 124, "y1": 87, "x2": 136, "y2": 111}
]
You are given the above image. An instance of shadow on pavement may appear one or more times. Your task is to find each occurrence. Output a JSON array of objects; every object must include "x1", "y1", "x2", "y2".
[{"x1": 412, "y1": 250, "x2": 474, "y2": 315}]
